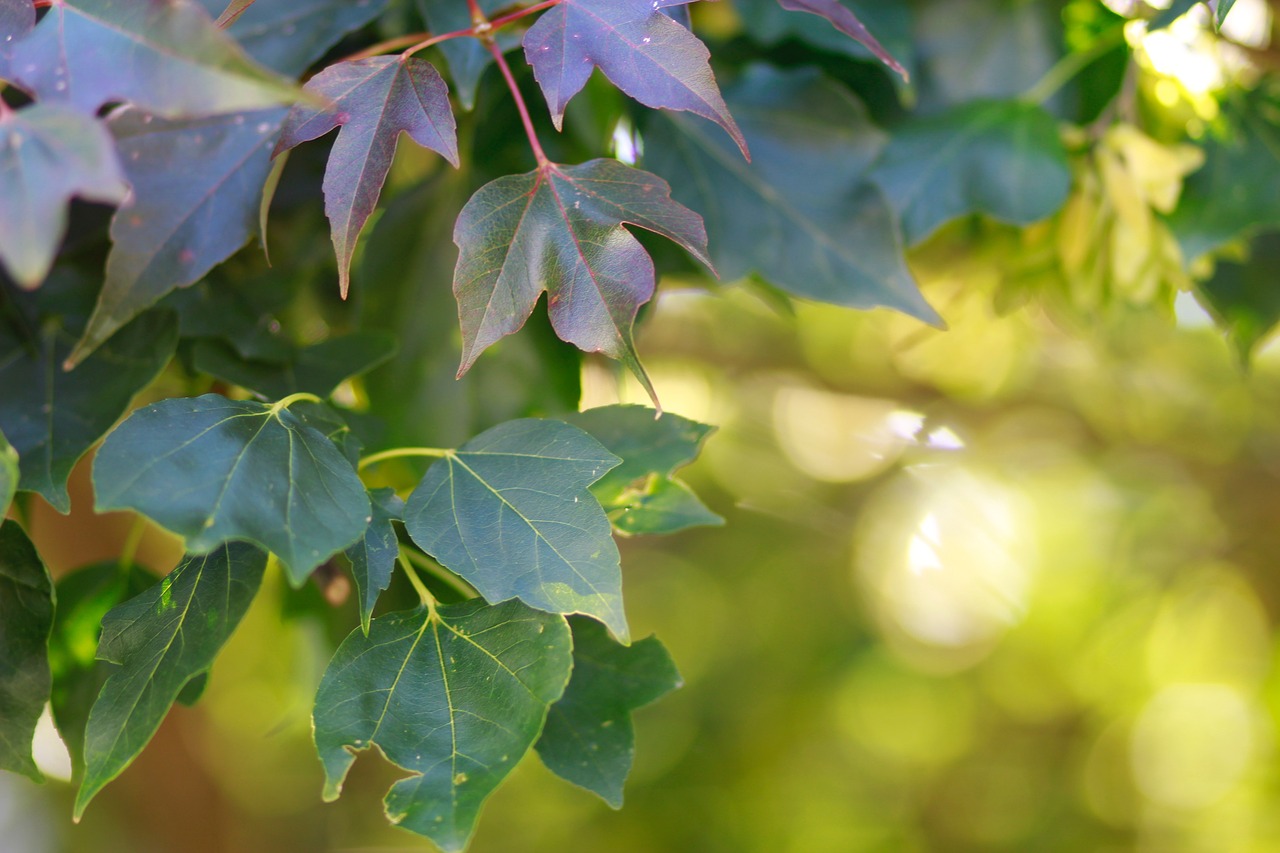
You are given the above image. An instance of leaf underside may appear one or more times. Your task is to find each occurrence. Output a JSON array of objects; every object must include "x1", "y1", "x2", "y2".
[{"x1": 0, "y1": 521, "x2": 53, "y2": 782}]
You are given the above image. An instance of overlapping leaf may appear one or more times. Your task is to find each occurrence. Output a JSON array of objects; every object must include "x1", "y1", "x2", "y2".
[
  {"x1": 0, "y1": 104, "x2": 127, "y2": 288},
  {"x1": 0, "y1": 521, "x2": 52, "y2": 782},
  {"x1": 453, "y1": 158, "x2": 710, "y2": 400},
  {"x1": 314, "y1": 598, "x2": 572, "y2": 853},
  {"x1": 404, "y1": 418, "x2": 629, "y2": 642},
  {"x1": 523, "y1": 0, "x2": 746, "y2": 156},
  {"x1": 0, "y1": 429, "x2": 16, "y2": 518},
  {"x1": 74, "y1": 544, "x2": 266, "y2": 818},
  {"x1": 645, "y1": 65, "x2": 937, "y2": 321},
  {"x1": 345, "y1": 487, "x2": 403, "y2": 634},
  {"x1": 536, "y1": 616, "x2": 680, "y2": 806},
  {"x1": 415, "y1": 0, "x2": 510, "y2": 110},
  {"x1": 275, "y1": 56, "x2": 458, "y2": 297},
  {"x1": 200, "y1": 0, "x2": 389, "y2": 76},
  {"x1": 191, "y1": 331, "x2": 397, "y2": 400},
  {"x1": 93, "y1": 394, "x2": 370, "y2": 584},
  {"x1": 0, "y1": 274, "x2": 179, "y2": 513},
  {"x1": 870, "y1": 99, "x2": 1071, "y2": 246},
  {"x1": 775, "y1": 0, "x2": 907, "y2": 77},
  {"x1": 568, "y1": 405, "x2": 721, "y2": 535},
  {"x1": 6, "y1": 0, "x2": 297, "y2": 117},
  {"x1": 67, "y1": 106, "x2": 287, "y2": 367}
]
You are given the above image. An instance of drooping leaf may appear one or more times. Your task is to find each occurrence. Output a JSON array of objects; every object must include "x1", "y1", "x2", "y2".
[
  {"x1": 870, "y1": 99, "x2": 1071, "y2": 246},
  {"x1": 568, "y1": 405, "x2": 722, "y2": 535},
  {"x1": 414, "y1": 0, "x2": 511, "y2": 110},
  {"x1": 66, "y1": 106, "x2": 287, "y2": 368},
  {"x1": 0, "y1": 273, "x2": 179, "y2": 513},
  {"x1": 735, "y1": 0, "x2": 913, "y2": 74},
  {"x1": 6, "y1": 0, "x2": 298, "y2": 117},
  {"x1": 275, "y1": 56, "x2": 459, "y2": 297},
  {"x1": 48, "y1": 560, "x2": 156, "y2": 776},
  {"x1": 191, "y1": 331, "x2": 397, "y2": 400},
  {"x1": 1150, "y1": 0, "x2": 1199, "y2": 30},
  {"x1": 523, "y1": 0, "x2": 747, "y2": 156},
  {"x1": 93, "y1": 394, "x2": 371, "y2": 585},
  {"x1": 346, "y1": 487, "x2": 403, "y2": 634},
  {"x1": 313, "y1": 598, "x2": 572, "y2": 853},
  {"x1": 453, "y1": 158, "x2": 710, "y2": 401},
  {"x1": 0, "y1": 429, "x2": 16, "y2": 518},
  {"x1": 74, "y1": 544, "x2": 267, "y2": 818},
  {"x1": 0, "y1": 0, "x2": 35, "y2": 81},
  {"x1": 197, "y1": 0, "x2": 388, "y2": 77},
  {"x1": 535, "y1": 616, "x2": 680, "y2": 807},
  {"x1": 404, "y1": 418, "x2": 629, "y2": 642},
  {"x1": 774, "y1": 0, "x2": 907, "y2": 78},
  {"x1": 0, "y1": 104, "x2": 128, "y2": 288},
  {"x1": 0, "y1": 521, "x2": 52, "y2": 782},
  {"x1": 645, "y1": 65, "x2": 938, "y2": 322},
  {"x1": 1197, "y1": 230, "x2": 1280, "y2": 360}
]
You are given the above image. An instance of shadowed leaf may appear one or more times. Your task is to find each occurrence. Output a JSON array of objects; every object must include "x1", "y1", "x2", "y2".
[
  {"x1": 199, "y1": 0, "x2": 389, "y2": 77},
  {"x1": 414, "y1": 0, "x2": 510, "y2": 110},
  {"x1": 346, "y1": 487, "x2": 403, "y2": 634},
  {"x1": 0, "y1": 521, "x2": 52, "y2": 782},
  {"x1": 775, "y1": 0, "x2": 907, "y2": 78},
  {"x1": 191, "y1": 331, "x2": 397, "y2": 400}
]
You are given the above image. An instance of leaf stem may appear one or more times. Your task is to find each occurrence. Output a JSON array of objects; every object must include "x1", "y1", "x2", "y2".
[
  {"x1": 398, "y1": 547, "x2": 437, "y2": 614},
  {"x1": 118, "y1": 515, "x2": 148, "y2": 573},
  {"x1": 489, "y1": 38, "x2": 549, "y2": 166},
  {"x1": 358, "y1": 447, "x2": 451, "y2": 471},
  {"x1": 1022, "y1": 26, "x2": 1128, "y2": 106},
  {"x1": 269, "y1": 392, "x2": 323, "y2": 415},
  {"x1": 401, "y1": 547, "x2": 477, "y2": 599}
]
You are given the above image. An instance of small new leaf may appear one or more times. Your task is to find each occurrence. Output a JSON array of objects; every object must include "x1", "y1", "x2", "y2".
[
  {"x1": 536, "y1": 616, "x2": 680, "y2": 807},
  {"x1": 775, "y1": 0, "x2": 908, "y2": 78},
  {"x1": 6, "y1": 0, "x2": 298, "y2": 117},
  {"x1": 404, "y1": 418, "x2": 630, "y2": 642},
  {"x1": 93, "y1": 395, "x2": 370, "y2": 585},
  {"x1": 453, "y1": 158, "x2": 710, "y2": 403},
  {"x1": 313, "y1": 598, "x2": 572, "y2": 853},
  {"x1": 0, "y1": 104, "x2": 127, "y2": 288},
  {"x1": 524, "y1": 0, "x2": 747, "y2": 157},
  {"x1": 275, "y1": 56, "x2": 459, "y2": 297},
  {"x1": 0, "y1": 521, "x2": 52, "y2": 782},
  {"x1": 75, "y1": 544, "x2": 267, "y2": 818},
  {"x1": 346, "y1": 487, "x2": 403, "y2": 634}
]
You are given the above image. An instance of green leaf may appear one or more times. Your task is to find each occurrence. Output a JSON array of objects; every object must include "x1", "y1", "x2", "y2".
[
  {"x1": 346, "y1": 487, "x2": 403, "y2": 634},
  {"x1": 645, "y1": 65, "x2": 937, "y2": 322},
  {"x1": 1150, "y1": 0, "x2": 1199, "y2": 30},
  {"x1": 536, "y1": 616, "x2": 680, "y2": 807},
  {"x1": 68, "y1": 106, "x2": 287, "y2": 368},
  {"x1": 48, "y1": 561, "x2": 156, "y2": 776},
  {"x1": 567, "y1": 405, "x2": 721, "y2": 535},
  {"x1": 0, "y1": 521, "x2": 52, "y2": 781},
  {"x1": 313, "y1": 598, "x2": 572, "y2": 853},
  {"x1": 404, "y1": 419, "x2": 629, "y2": 642},
  {"x1": 199, "y1": 0, "x2": 389, "y2": 77},
  {"x1": 74, "y1": 543, "x2": 267, "y2": 818},
  {"x1": 870, "y1": 99, "x2": 1071, "y2": 246},
  {"x1": 0, "y1": 428, "x2": 16, "y2": 519},
  {"x1": 0, "y1": 273, "x2": 179, "y2": 513},
  {"x1": 1197, "y1": 231, "x2": 1280, "y2": 360},
  {"x1": 93, "y1": 394, "x2": 371, "y2": 585},
  {"x1": 190, "y1": 331, "x2": 397, "y2": 400},
  {"x1": 6, "y1": 0, "x2": 298, "y2": 117},
  {"x1": 0, "y1": 104, "x2": 128, "y2": 288},
  {"x1": 1217, "y1": 0, "x2": 1237, "y2": 27}
]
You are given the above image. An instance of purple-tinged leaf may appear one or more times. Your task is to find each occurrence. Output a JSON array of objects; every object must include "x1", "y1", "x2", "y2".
[
  {"x1": 776, "y1": 0, "x2": 908, "y2": 79},
  {"x1": 524, "y1": 0, "x2": 747, "y2": 158},
  {"x1": 6, "y1": 0, "x2": 297, "y2": 118},
  {"x1": 453, "y1": 158, "x2": 709, "y2": 405},
  {"x1": 275, "y1": 56, "x2": 458, "y2": 298},
  {"x1": 0, "y1": 0, "x2": 35, "y2": 80},
  {"x1": 0, "y1": 104, "x2": 127, "y2": 288},
  {"x1": 67, "y1": 107, "x2": 286, "y2": 368},
  {"x1": 197, "y1": 0, "x2": 390, "y2": 78}
]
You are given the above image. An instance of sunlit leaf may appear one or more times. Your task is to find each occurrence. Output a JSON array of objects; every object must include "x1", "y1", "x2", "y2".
[
  {"x1": 346, "y1": 487, "x2": 402, "y2": 634},
  {"x1": 275, "y1": 56, "x2": 458, "y2": 297},
  {"x1": 314, "y1": 598, "x2": 572, "y2": 853},
  {"x1": 523, "y1": 0, "x2": 747, "y2": 156},
  {"x1": 775, "y1": 0, "x2": 907, "y2": 78},
  {"x1": 404, "y1": 418, "x2": 629, "y2": 642},
  {"x1": 0, "y1": 521, "x2": 52, "y2": 782},
  {"x1": 191, "y1": 331, "x2": 397, "y2": 400},
  {"x1": 536, "y1": 616, "x2": 680, "y2": 806},
  {"x1": 0, "y1": 429, "x2": 16, "y2": 519},
  {"x1": 93, "y1": 394, "x2": 371, "y2": 585},
  {"x1": 0, "y1": 104, "x2": 127, "y2": 288},
  {"x1": 74, "y1": 544, "x2": 267, "y2": 818}
]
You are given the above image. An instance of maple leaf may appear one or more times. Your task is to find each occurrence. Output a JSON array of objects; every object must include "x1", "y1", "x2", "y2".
[
  {"x1": 275, "y1": 56, "x2": 458, "y2": 297},
  {"x1": 775, "y1": 0, "x2": 908, "y2": 79},
  {"x1": 524, "y1": 0, "x2": 747, "y2": 158},
  {"x1": 452, "y1": 158, "x2": 710, "y2": 405},
  {"x1": 0, "y1": 0, "x2": 35, "y2": 80}
]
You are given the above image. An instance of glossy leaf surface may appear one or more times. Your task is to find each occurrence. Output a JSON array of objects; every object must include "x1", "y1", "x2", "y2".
[
  {"x1": 191, "y1": 331, "x2": 397, "y2": 400},
  {"x1": 346, "y1": 487, "x2": 402, "y2": 634},
  {"x1": 646, "y1": 65, "x2": 937, "y2": 322},
  {"x1": 314, "y1": 598, "x2": 572, "y2": 853},
  {"x1": 870, "y1": 99, "x2": 1071, "y2": 245},
  {"x1": 74, "y1": 544, "x2": 266, "y2": 818},
  {"x1": 524, "y1": 0, "x2": 746, "y2": 156},
  {"x1": 276, "y1": 56, "x2": 458, "y2": 296},
  {"x1": 70, "y1": 107, "x2": 287, "y2": 366},
  {"x1": 536, "y1": 616, "x2": 680, "y2": 806},
  {"x1": 404, "y1": 418, "x2": 629, "y2": 642},
  {"x1": 453, "y1": 158, "x2": 709, "y2": 398},
  {"x1": 0, "y1": 521, "x2": 52, "y2": 782},
  {"x1": 0, "y1": 104, "x2": 127, "y2": 288},
  {"x1": 6, "y1": 0, "x2": 297, "y2": 117},
  {"x1": 93, "y1": 395, "x2": 370, "y2": 584}
]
